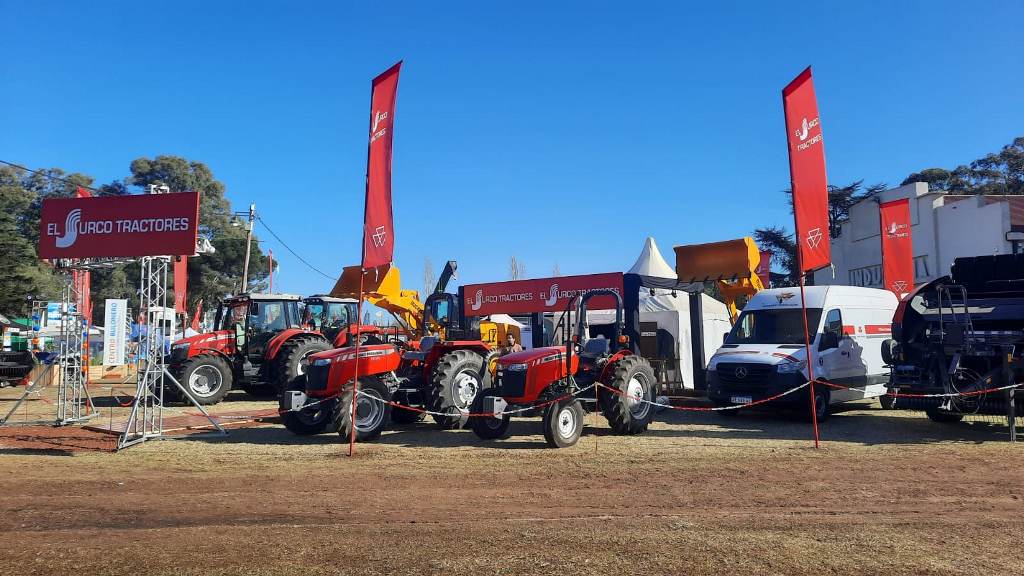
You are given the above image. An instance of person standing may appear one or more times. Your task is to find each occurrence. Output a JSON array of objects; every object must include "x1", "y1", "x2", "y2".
[{"x1": 498, "y1": 332, "x2": 523, "y2": 356}]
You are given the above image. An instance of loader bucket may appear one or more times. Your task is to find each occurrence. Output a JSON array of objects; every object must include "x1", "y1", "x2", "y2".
[
  {"x1": 674, "y1": 237, "x2": 761, "y2": 283},
  {"x1": 330, "y1": 264, "x2": 403, "y2": 299}
]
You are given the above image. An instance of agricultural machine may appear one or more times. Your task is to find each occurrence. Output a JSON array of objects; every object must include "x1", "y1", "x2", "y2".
[
  {"x1": 168, "y1": 293, "x2": 376, "y2": 404},
  {"x1": 885, "y1": 254, "x2": 1024, "y2": 426},
  {"x1": 280, "y1": 261, "x2": 520, "y2": 439},
  {"x1": 470, "y1": 290, "x2": 657, "y2": 448}
]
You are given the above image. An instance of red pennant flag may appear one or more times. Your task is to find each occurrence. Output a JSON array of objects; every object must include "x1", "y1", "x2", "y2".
[
  {"x1": 783, "y1": 67, "x2": 830, "y2": 273},
  {"x1": 173, "y1": 256, "x2": 188, "y2": 314},
  {"x1": 755, "y1": 250, "x2": 773, "y2": 288},
  {"x1": 73, "y1": 186, "x2": 93, "y2": 324},
  {"x1": 880, "y1": 199, "x2": 913, "y2": 298},
  {"x1": 361, "y1": 61, "x2": 402, "y2": 269},
  {"x1": 190, "y1": 299, "x2": 203, "y2": 332}
]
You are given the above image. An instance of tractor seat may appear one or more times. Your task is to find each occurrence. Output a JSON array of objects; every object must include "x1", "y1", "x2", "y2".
[
  {"x1": 582, "y1": 336, "x2": 610, "y2": 356},
  {"x1": 419, "y1": 336, "x2": 439, "y2": 353}
]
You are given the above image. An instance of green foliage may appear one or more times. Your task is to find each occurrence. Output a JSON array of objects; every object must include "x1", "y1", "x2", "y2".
[{"x1": 902, "y1": 136, "x2": 1024, "y2": 195}]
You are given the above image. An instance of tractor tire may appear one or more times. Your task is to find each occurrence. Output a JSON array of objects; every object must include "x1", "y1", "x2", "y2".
[
  {"x1": 332, "y1": 375, "x2": 391, "y2": 442},
  {"x1": 926, "y1": 406, "x2": 964, "y2": 423},
  {"x1": 428, "y1": 349, "x2": 485, "y2": 429},
  {"x1": 470, "y1": 388, "x2": 511, "y2": 440},
  {"x1": 879, "y1": 392, "x2": 897, "y2": 410},
  {"x1": 174, "y1": 355, "x2": 232, "y2": 405},
  {"x1": 542, "y1": 398, "x2": 584, "y2": 448},
  {"x1": 598, "y1": 355, "x2": 656, "y2": 435},
  {"x1": 274, "y1": 336, "x2": 331, "y2": 393},
  {"x1": 280, "y1": 380, "x2": 336, "y2": 435}
]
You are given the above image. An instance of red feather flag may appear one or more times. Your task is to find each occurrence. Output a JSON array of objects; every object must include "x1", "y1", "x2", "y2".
[{"x1": 361, "y1": 62, "x2": 402, "y2": 269}]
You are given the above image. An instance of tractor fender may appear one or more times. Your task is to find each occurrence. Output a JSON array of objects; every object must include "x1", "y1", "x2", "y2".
[
  {"x1": 599, "y1": 350, "x2": 634, "y2": 383},
  {"x1": 265, "y1": 328, "x2": 325, "y2": 361}
]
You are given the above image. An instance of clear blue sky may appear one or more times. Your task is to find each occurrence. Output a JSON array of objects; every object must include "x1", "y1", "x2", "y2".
[{"x1": 2, "y1": 1, "x2": 1021, "y2": 297}]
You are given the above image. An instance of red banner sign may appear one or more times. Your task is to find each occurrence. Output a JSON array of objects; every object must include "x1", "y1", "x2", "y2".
[
  {"x1": 173, "y1": 256, "x2": 188, "y2": 314},
  {"x1": 362, "y1": 61, "x2": 402, "y2": 269},
  {"x1": 783, "y1": 67, "x2": 831, "y2": 272},
  {"x1": 880, "y1": 198, "x2": 913, "y2": 298},
  {"x1": 73, "y1": 186, "x2": 93, "y2": 324},
  {"x1": 755, "y1": 250, "x2": 772, "y2": 288},
  {"x1": 38, "y1": 192, "x2": 200, "y2": 259},
  {"x1": 462, "y1": 273, "x2": 624, "y2": 317}
]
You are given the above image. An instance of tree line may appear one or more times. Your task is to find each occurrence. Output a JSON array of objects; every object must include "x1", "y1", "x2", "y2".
[
  {"x1": 0, "y1": 155, "x2": 271, "y2": 321},
  {"x1": 755, "y1": 135, "x2": 1024, "y2": 286}
]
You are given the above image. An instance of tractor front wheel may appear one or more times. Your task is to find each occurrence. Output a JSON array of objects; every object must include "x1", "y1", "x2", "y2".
[
  {"x1": 332, "y1": 376, "x2": 392, "y2": 442},
  {"x1": 599, "y1": 355, "x2": 656, "y2": 435},
  {"x1": 542, "y1": 398, "x2": 584, "y2": 448},
  {"x1": 429, "y1": 349, "x2": 484, "y2": 429},
  {"x1": 274, "y1": 337, "x2": 331, "y2": 393},
  {"x1": 175, "y1": 355, "x2": 233, "y2": 405},
  {"x1": 280, "y1": 380, "x2": 335, "y2": 435}
]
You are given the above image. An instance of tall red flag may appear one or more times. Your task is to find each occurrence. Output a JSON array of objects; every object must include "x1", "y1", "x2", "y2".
[
  {"x1": 173, "y1": 256, "x2": 188, "y2": 314},
  {"x1": 783, "y1": 67, "x2": 830, "y2": 272},
  {"x1": 879, "y1": 198, "x2": 913, "y2": 298},
  {"x1": 190, "y1": 299, "x2": 203, "y2": 332},
  {"x1": 361, "y1": 61, "x2": 402, "y2": 269},
  {"x1": 73, "y1": 186, "x2": 93, "y2": 324},
  {"x1": 755, "y1": 250, "x2": 773, "y2": 288}
]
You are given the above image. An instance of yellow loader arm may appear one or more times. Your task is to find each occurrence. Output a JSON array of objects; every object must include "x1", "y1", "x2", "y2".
[
  {"x1": 674, "y1": 237, "x2": 765, "y2": 322},
  {"x1": 330, "y1": 264, "x2": 423, "y2": 336}
]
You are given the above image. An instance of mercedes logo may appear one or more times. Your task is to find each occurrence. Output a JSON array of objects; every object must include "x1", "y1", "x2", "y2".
[{"x1": 734, "y1": 367, "x2": 748, "y2": 379}]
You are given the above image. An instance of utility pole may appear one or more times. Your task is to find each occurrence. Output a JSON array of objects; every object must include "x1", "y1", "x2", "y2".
[{"x1": 240, "y1": 203, "x2": 256, "y2": 292}]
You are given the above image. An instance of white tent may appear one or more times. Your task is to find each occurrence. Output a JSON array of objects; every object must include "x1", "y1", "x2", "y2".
[{"x1": 590, "y1": 237, "x2": 732, "y2": 389}]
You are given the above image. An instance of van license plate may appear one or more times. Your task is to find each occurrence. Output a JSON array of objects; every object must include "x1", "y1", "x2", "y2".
[{"x1": 730, "y1": 395, "x2": 752, "y2": 405}]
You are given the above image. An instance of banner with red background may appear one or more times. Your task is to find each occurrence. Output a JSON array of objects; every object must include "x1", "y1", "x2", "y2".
[
  {"x1": 755, "y1": 250, "x2": 772, "y2": 288},
  {"x1": 362, "y1": 62, "x2": 402, "y2": 269},
  {"x1": 783, "y1": 67, "x2": 831, "y2": 272},
  {"x1": 462, "y1": 273, "x2": 624, "y2": 317},
  {"x1": 173, "y1": 257, "x2": 188, "y2": 314},
  {"x1": 880, "y1": 198, "x2": 913, "y2": 297}
]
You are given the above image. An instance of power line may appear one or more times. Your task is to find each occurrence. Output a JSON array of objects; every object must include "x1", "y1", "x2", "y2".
[
  {"x1": 0, "y1": 158, "x2": 99, "y2": 193},
  {"x1": 255, "y1": 215, "x2": 337, "y2": 281}
]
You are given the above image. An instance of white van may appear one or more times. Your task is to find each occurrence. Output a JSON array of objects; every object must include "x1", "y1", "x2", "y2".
[{"x1": 706, "y1": 286, "x2": 898, "y2": 420}]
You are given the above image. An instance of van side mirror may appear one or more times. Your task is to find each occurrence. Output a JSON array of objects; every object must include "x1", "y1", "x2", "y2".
[{"x1": 819, "y1": 331, "x2": 839, "y2": 351}]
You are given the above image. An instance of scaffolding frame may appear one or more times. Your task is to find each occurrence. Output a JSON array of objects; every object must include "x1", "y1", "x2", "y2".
[{"x1": 56, "y1": 272, "x2": 95, "y2": 424}]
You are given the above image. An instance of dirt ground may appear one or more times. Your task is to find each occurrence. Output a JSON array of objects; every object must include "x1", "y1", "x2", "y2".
[{"x1": 0, "y1": 381, "x2": 1022, "y2": 576}]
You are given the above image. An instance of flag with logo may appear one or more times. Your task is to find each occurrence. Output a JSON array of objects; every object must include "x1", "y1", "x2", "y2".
[
  {"x1": 361, "y1": 61, "x2": 402, "y2": 269},
  {"x1": 755, "y1": 250, "x2": 772, "y2": 288},
  {"x1": 879, "y1": 198, "x2": 913, "y2": 298},
  {"x1": 783, "y1": 67, "x2": 830, "y2": 272},
  {"x1": 73, "y1": 186, "x2": 93, "y2": 324},
  {"x1": 173, "y1": 256, "x2": 188, "y2": 314}
]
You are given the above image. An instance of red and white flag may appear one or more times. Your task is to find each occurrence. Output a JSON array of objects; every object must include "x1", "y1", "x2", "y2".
[
  {"x1": 173, "y1": 256, "x2": 188, "y2": 314},
  {"x1": 190, "y1": 299, "x2": 204, "y2": 332},
  {"x1": 880, "y1": 198, "x2": 913, "y2": 298},
  {"x1": 783, "y1": 67, "x2": 831, "y2": 273},
  {"x1": 361, "y1": 61, "x2": 402, "y2": 269},
  {"x1": 73, "y1": 186, "x2": 93, "y2": 324}
]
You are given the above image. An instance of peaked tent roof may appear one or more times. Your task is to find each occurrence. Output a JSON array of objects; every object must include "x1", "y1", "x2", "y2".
[{"x1": 627, "y1": 237, "x2": 676, "y2": 279}]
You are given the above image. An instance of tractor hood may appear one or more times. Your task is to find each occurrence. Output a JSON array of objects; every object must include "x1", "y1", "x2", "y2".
[
  {"x1": 170, "y1": 330, "x2": 235, "y2": 351},
  {"x1": 496, "y1": 346, "x2": 566, "y2": 367},
  {"x1": 308, "y1": 343, "x2": 398, "y2": 365}
]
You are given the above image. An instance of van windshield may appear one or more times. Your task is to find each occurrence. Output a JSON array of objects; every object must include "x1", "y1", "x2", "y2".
[{"x1": 726, "y1": 308, "x2": 823, "y2": 345}]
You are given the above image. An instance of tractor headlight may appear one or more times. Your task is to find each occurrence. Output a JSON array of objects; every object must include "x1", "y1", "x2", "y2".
[
  {"x1": 312, "y1": 358, "x2": 332, "y2": 367},
  {"x1": 507, "y1": 363, "x2": 528, "y2": 372},
  {"x1": 776, "y1": 360, "x2": 806, "y2": 374}
]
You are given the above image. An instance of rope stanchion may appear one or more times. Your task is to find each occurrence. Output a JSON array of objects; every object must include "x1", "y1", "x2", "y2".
[{"x1": 815, "y1": 379, "x2": 1024, "y2": 399}]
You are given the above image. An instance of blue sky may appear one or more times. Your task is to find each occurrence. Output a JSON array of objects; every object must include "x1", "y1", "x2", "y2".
[{"x1": 2, "y1": 1, "x2": 1021, "y2": 297}]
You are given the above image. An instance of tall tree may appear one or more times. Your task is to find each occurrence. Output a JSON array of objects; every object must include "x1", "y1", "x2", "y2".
[
  {"x1": 423, "y1": 257, "x2": 435, "y2": 297},
  {"x1": 753, "y1": 226, "x2": 798, "y2": 287},
  {"x1": 508, "y1": 256, "x2": 525, "y2": 280},
  {"x1": 902, "y1": 136, "x2": 1023, "y2": 195}
]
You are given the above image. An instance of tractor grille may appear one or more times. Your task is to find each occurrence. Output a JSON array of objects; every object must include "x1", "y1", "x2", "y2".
[
  {"x1": 497, "y1": 369, "x2": 527, "y2": 398},
  {"x1": 716, "y1": 363, "x2": 774, "y2": 386},
  {"x1": 305, "y1": 364, "x2": 330, "y2": 392}
]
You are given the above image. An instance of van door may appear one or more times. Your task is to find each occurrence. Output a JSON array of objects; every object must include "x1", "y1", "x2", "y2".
[{"x1": 817, "y1": 308, "x2": 857, "y2": 402}]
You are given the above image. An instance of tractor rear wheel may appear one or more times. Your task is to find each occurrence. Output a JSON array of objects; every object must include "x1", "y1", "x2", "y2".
[
  {"x1": 332, "y1": 376, "x2": 391, "y2": 442},
  {"x1": 542, "y1": 398, "x2": 584, "y2": 448},
  {"x1": 274, "y1": 337, "x2": 331, "y2": 393},
  {"x1": 429, "y1": 349, "x2": 484, "y2": 429},
  {"x1": 280, "y1": 380, "x2": 336, "y2": 435},
  {"x1": 470, "y1": 388, "x2": 511, "y2": 440},
  {"x1": 174, "y1": 355, "x2": 232, "y2": 405},
  {"x1": 599, "y1": 355, "x2": 656, "y2": 435}
]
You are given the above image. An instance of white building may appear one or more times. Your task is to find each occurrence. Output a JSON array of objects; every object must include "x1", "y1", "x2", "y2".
[{"x1": 814, "y1": 182, "x2": 1024, "y2": 288}]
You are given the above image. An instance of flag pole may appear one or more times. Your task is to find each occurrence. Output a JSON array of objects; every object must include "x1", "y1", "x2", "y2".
[{"x1": 349, "y1": 268, "x2": 364, "y2": 456}]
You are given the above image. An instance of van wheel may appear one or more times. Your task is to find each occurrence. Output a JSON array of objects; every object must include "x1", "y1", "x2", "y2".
[
  {"x1": 926, "y1": 406, "x2": 964, "y2": 423},
  {"x1": 807, "y1": 387, "x2": 830, "y2": 422}
]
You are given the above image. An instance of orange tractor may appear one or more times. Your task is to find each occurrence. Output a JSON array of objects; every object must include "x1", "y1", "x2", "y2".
[{"x1": 168, "y1": 293, "x2": 381, "y2": 404}]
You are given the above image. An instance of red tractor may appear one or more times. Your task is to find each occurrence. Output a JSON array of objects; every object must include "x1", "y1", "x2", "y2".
[
  {"x1": 168, "y1": 293, "x2": 378, "y2": 405},
  {"x1": 279, "y1": 288, "x2": 512, "y2": 439},
  {"x1": 470, "y1": 290, "x2": 657, "y2": 448}
]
